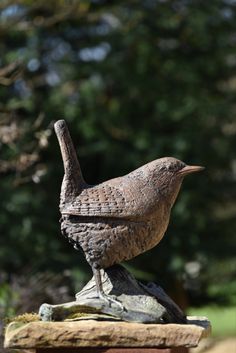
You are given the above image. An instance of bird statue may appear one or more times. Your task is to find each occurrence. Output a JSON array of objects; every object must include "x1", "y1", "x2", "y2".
[{"x1": 54, "y1": 119, "x2": 204, "y2": 307}]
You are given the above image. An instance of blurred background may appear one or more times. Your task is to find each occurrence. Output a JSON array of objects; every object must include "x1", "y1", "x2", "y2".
[{"x1": 0, "y1": 0, "x2": 236, "y2": 351}]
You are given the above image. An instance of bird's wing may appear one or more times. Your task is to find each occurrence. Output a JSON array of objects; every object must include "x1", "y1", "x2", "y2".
[{"x1": 61, "y1": 183, "x2": 136, "y2": 218}]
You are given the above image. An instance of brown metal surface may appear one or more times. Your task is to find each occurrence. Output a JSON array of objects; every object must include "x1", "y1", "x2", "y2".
[{"x1": 54, "y1": 119, "x2": 203, "y2": 277}]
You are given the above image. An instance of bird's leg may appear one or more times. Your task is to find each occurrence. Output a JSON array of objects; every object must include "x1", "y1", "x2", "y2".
[
  {"x1": 92, "y1": 267, "x2": 104, "y2": 297},
  {"x1": 92, "y1": 267, "x2": 124, "y2": 310}
]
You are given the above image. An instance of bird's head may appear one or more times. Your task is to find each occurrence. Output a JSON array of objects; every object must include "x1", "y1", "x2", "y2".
[{"x1": 147, "y1": 157, "x2": 204, "y2": 206}]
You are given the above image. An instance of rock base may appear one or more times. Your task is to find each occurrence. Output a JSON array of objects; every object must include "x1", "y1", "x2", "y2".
[{"x1": 39, "y1": 265, "x2": 186, "y2": 324}]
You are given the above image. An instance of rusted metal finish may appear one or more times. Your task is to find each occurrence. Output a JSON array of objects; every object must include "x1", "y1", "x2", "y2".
[
  {"x1": 54, "y1": 118, "x2": 205, "y2": 306},
  {"x1": 54, "y1": 120, "x2": 203, "y2": 272}
]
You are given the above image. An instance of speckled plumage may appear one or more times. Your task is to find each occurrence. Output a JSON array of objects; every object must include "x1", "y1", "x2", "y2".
[{"x1": 55, "y1": 120, "x2": 203, "y2": 274}]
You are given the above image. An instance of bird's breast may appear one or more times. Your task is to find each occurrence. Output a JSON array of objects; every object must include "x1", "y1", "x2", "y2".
[{"x1": 142, "y1": 203, "x2": 171, "y2": 251}]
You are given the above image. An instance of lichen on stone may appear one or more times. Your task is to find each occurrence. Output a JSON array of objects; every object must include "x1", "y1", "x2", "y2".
[{"x1": 9, "y1": 313, "x2": 39, "y2": 323}]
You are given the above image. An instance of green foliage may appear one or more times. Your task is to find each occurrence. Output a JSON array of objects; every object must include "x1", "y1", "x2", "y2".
[
  {"x1": 0, "y1": 0, "x2": 236, "y2": 307},
  {"x1": 188, "y1": 306, "x2": 236, "y2": 337},
  {"x1": 0, "y1": 282, "x2": 18, "y2": 318}
]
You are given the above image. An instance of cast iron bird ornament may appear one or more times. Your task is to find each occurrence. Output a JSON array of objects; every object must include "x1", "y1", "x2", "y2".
[{"x1": 55, "y1": 120, "x2": 204, "y2": 307}]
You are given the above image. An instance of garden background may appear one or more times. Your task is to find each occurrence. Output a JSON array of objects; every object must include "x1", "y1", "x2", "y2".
[{"x1": 0, "y1": 0, "x2": 236, "y2": 350}]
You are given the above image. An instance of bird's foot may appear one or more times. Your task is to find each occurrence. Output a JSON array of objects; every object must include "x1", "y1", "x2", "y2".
[
  {"x1": 98, "y1": 292, "x2": 125, "y2": 311},
  {"x1": 86, "y1": 292, "x2": 124, "y2": 311}
]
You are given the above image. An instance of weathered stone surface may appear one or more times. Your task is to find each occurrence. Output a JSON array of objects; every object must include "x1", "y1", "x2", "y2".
[
  {"x1": 4, "y1": 316, "x2": 211, "y2": 349},
  {"x1": 39, "y1": 265, "x2": 186, "y2": 324}
]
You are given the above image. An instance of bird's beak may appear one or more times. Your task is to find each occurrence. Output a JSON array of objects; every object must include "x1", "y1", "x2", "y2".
[{"x1": 177, "y1": 165, "x2": 205, "y2": 176}]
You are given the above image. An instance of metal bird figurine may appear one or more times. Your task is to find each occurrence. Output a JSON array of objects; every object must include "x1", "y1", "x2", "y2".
[{"x1": 54, "y1": 120, "x2": 204, "y2": 306}]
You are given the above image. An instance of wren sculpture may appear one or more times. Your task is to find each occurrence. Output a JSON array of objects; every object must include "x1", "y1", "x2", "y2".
[
  {"x1": 39, "y1": 120, "x2": 203, "y2": 323},
  {"x1": 39, "y1": 120, "x2": 204, "y2": 323}
]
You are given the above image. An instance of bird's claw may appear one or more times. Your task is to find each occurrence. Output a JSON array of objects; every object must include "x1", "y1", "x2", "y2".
[
  {"x1": 85, "y1": 293, "x2": 124, "y2": 311},
  {"x1": 99, "y1": 292, "x2": 125, "y2": 311}
]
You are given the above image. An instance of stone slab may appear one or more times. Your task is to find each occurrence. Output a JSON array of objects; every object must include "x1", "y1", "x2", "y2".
[
  {"x1": 35, "y1": 348, "x2": 188, "y2": 353},
  {"x1": 4, "y1": 316, "x2": 211, "y2": 350}
]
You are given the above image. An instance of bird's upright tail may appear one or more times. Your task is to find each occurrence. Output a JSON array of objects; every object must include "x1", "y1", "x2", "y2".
[{"x1": 54, "y1": 119, "x2": 86, "y2": 209}]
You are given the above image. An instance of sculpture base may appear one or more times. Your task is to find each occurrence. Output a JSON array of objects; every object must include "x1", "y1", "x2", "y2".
[
  {"x1": 39, "y1": 265, "x2": 186, "y2": 324},
  {"x1": 34, "y1": 349, "x2": 188, "y2": 353},
  {"x1": 4, "y1": 317, "x2": 211, "y2": 351}
]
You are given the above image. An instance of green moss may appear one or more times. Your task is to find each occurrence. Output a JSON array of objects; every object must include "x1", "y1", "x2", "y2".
[
  {"x1": 67, "y1": 312, "x2": 92, "y2": 319},
  {"x1": 9, "y1": 313, "x2": 40, "y2": 323},
  {"x1": 70, "y1": 305, "x2": 100, "y2": 314}
]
